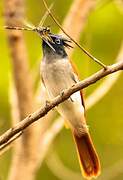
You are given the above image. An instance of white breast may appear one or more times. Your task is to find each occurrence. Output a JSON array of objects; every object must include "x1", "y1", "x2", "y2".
[
  {"x1": 41, "y1": 57, "x2": 85, "y2": 131},
  {"x1": 41, "y1": 57, "x2": 73, "y2": 97}
]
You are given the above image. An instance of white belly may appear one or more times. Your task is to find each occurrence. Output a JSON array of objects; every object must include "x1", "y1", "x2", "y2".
[{"x1": 41, "y1": 58, "x2": 85, "y2": 132}]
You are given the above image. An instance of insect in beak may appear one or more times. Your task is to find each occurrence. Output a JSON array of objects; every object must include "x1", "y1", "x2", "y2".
[{"x1": 42, "y1": 36, "x2": 56, "y2": 52}]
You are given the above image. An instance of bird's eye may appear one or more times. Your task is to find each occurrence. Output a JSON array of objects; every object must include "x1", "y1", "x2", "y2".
[{"x1": 55, "y1": 38, "x2": 61, "y2": 44}]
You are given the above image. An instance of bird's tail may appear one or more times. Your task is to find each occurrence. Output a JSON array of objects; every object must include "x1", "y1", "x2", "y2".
[{"x1": 73, "y1": 131, "x2": 100, "y2": 179}]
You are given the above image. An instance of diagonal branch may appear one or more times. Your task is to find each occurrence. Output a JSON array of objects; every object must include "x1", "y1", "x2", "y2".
[
  {"x1": 0, "y1": 61, "x2": 123, "y2": 146},
  {"x1": 61, "y1": 0, "x2": 96, "y2": 56}
]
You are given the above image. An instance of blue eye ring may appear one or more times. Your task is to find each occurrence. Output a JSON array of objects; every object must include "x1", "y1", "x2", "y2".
[{"x1": 55, "y1": 38, "x2": 61, "y2": 44}]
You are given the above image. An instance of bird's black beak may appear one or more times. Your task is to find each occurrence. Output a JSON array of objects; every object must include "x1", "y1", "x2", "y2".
[{"x1": 62, "y1": 38, "x2": 73, "y2": 48}]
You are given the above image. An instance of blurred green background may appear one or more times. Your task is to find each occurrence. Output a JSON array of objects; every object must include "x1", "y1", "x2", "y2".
[{"x1": 0, "y1": 0, "x2": 123, "y2": 180}]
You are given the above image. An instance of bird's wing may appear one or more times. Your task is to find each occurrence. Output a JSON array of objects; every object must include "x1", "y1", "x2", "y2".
[{"x1": 70, "y1": 60, "x2": 85, "y2": 108}]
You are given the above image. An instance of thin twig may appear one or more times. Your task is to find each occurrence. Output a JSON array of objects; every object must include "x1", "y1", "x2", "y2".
[
  {"x1": 0, "y1": 61, "x2": 123, "y2": 146},
  {"x1": 42, "y1": 0, "x2": 107, "y2": 69},
  {"x1": 61, "y1": 0, "x2": 96, "y2": 57},
  {"x1": 33, "y1": 0, "x2": 95, "y2": 95}
]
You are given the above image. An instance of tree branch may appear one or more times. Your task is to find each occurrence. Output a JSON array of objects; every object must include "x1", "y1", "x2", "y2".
[
  {"x1": 4, "y1": 0, "x2": 43, "y2": 179},
  {"x1": 0, "y1": 61, "x2": 123, "y2": 146},
  {"x1": 61, "y1": 0, "x2": 96, "y2": 56}
]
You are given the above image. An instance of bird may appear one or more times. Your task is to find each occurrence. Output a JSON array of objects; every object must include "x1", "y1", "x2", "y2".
[{"x1": 40, "y1": 33, "x2": 100, "y2": 179}]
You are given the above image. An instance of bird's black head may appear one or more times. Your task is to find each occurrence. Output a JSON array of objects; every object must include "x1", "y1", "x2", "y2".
[{"x1": 42, "y1": 34, "x2": 72, "y2": 58}]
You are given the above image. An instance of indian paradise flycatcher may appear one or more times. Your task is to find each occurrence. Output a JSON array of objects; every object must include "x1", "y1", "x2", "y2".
[{"x1": 41, "y1": 33, "x2": 100, "y2": 179}]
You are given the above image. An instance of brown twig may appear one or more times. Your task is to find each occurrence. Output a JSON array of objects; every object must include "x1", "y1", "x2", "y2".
[
  {"x1": 61, "y1": 0, "x2": 95, "y2": 35},
  {"x1": 42, "y1": 0, "x2": 107, "y2": 69},
  {"x1": 61, "y1": 0, "x2": 96, "y2": 57},
  {"x1": 33, "y1": 0, "x2": 95, "y2": 86},
  {"x1": 0, "y1": 61, "x2": 123, "y2": 146}
]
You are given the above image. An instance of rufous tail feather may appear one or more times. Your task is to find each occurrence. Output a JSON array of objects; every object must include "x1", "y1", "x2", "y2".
[{"x1": 73, "y1": 132, "x2": 100, "y2": 179}]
